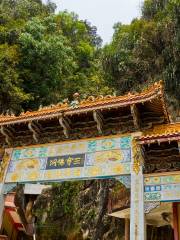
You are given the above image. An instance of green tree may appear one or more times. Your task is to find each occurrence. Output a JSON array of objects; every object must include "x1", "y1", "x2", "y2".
[
  {"x1": 0, "y1": 44, "x2": 30, "y2": 112},
  {"x1": 18, "y1": 17, "x2": 77, "y2": 109},
  {"x1": 102, "y1": 0, "x2": 180, "y2": 111},
  {"x1": 0, "y1": 0, "x2": 56, "y2": 112},
  {"x1": 0, "y1": 1, "x2": 109, "y2": 113},
  {"x1": 17, "y1": 13, "x2": 109, "y2": 109}
]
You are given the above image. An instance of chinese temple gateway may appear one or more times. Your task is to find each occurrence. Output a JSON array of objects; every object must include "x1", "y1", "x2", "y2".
[{"x1": 0, "y1": 81, "x2": 180, "y2": 240}]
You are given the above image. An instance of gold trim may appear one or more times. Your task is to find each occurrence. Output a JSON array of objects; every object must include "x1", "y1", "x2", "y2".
[
  {"x1": 144, "y1": 171, "x2": 180, "y2": 178},
  {"x1": 132, "y1": 139, "x2": 143, "y2": 174},
  {"x1": 0, "y1": 150, "x2": 11, "y2": 182},
  {"x1": 141, "y1": 123, "x2": 180, "y2": 138}
]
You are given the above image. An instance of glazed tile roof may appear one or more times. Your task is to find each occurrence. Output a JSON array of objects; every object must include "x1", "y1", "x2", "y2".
[
  {"x1": 138, "y1": 122, "x2": 180, "y2": 144},
  {"x1": 0, "y1": 81, "x2": 168, "y2": 125}
]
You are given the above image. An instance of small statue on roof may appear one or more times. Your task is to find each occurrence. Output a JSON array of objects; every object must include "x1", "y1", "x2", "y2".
[{"x1": 70, "y1": 92, "x2": 80, "y2": 109}]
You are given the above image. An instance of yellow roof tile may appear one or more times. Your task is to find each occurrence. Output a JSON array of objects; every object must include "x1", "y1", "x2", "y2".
[{"x1": 0, "y1": 81, "x2": 168, "y2": 125}]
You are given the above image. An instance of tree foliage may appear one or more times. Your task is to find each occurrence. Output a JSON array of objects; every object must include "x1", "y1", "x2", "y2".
[
  {"x1": 0, "y1": 0, "x2": 108, "y2": 112},
  {"x1": 0, "y1": 0, "x2": 56, "y2": 112},
  {"x1": 18, "y1": 16, "x2": 77, "y2": 108},
  {"x1": 35, "y1": 182, "x2": 83, "y2": 240},
  {"x1": 102, "y1": 0, "x2": 180, "y2": 110}
]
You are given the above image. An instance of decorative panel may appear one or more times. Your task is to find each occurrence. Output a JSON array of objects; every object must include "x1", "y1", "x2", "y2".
[
  {"x1": 5, "y1": 135, "x2": 132, "y2": 183},
  {"x1": 144, "y1": 173, "x2": 180, "y2": 202}
]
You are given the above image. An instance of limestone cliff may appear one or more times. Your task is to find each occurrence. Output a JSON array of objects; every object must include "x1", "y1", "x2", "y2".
[{"x1": 33, "y1": 180, "x2": 128, "y2": 240}]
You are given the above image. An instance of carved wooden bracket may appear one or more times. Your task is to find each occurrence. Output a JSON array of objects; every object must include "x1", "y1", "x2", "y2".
[
  {"x1": 130, "y1": 104, "x2": 141, "y2": 130},
  {"x1": 132, "y1": 138, "x2": 144, "y2": 174},
  {"x1": 59, "y1": 116, "x2": 70, "y2": 138},
  {"x1": 0, "y1": 125, "x2": 14, "y2": 146},
  {"x1": 93, "y1": 110, "x2": 104, "y2": 134},
  {"x1": 28, "y1": 121, "x2": 41, "y2": 143}
]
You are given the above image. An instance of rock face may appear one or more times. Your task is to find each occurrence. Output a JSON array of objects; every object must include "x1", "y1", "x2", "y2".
[
  {"x1": 33, "y1": 179, "x2": 128, "y2": 240},
  {"x1": 14, "y1": 180, "x2": 174, "y2": 240}
]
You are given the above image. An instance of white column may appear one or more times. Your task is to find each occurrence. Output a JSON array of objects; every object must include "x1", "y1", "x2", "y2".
[
  {"x1": 130, "y1": 167, "x2": 145, "y2": 240},
  {"x1": 130, "y1": 137, "x2": 145, "y2": 240},
  {"x1": 0, "y1": 183, "x2": 4, "y2": 227}
]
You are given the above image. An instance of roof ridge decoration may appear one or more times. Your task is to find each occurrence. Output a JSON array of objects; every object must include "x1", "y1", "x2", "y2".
[{"x1": 0, "y1": 80, "x2": 168, "y2": 125}]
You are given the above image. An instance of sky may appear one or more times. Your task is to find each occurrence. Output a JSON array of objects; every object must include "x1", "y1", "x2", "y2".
[{"x1": 45, "y1": 0, "x2": 142, "y2": 44}]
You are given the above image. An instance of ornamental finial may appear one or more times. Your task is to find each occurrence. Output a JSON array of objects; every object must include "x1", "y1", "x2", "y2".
[
  {"x1": 70, "y1": 92, "x2": 80, "y2": 109},
  {"x1": 73, "y1": 92, "x2": 80, "y2": 99}
]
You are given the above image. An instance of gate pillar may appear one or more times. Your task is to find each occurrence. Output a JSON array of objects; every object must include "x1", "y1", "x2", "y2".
[
  {"x1": 0, "y1": 148, "x2": 12, "y2": 228},
  {"x1": 0, "y1": 184, "x2": 4, "y2": 227},
  {"x1": 130, "y1": 139, "x2": 146, "y2": 240}
]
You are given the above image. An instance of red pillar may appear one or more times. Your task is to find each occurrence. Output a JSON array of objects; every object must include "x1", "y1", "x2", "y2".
[
  {"x1": 173, "y1": 203, "x2": 179, "y2": 240},
  {"x1": 125, "y1": 218, "x2": 130, "y2": 240}
]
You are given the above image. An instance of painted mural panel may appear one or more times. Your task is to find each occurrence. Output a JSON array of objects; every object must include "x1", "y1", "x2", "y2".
[
  {"x1": 144, "y1": 174, "x2": 180, "y2": 202},
  {"x1": 5, "y1": 135, "x2": 132, "y2": 183}
]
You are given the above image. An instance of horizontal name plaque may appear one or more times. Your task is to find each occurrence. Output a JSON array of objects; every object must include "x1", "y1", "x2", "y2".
[
  {"x1": 5, "y1": 135, "x2": 132, "y2": 183},
  {"x1": 46, "y1": 154, "x2": 85, "y2": 169}
]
